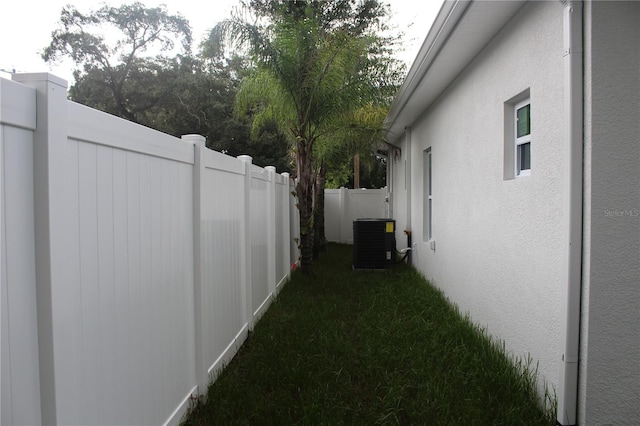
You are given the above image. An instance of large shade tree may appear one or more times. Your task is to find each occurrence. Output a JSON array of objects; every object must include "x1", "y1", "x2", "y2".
[
  {"x1": 43, "y1": 2, "x2": 291, "y2": 171},
  {"x1": 212, "y1": 0, "x2": 403, "y2": 273},
  {"x1": 42, "y1": 2, "x2": 192, "y2": 123}
]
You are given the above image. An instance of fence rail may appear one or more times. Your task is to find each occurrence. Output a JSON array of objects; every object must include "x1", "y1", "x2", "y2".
[{"x1": 0, "y1": 74, "x2": 299, "y2": 426}]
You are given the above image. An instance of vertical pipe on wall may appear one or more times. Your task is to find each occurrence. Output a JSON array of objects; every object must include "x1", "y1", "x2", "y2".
[
  {"x1": 404, "y1": 127, "x2": 412, "y2": 265},
  {"x1": 387, "y1": 152, "x2": 393, "y2": 219},
  {"x1": 558, "y1": 1, "x2": 584, "y2": 425}
]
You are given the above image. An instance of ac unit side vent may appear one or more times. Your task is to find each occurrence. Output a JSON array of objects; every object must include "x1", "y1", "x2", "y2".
[{"x1": 353, "y1": 218, "x2": 396, "y2": 270}]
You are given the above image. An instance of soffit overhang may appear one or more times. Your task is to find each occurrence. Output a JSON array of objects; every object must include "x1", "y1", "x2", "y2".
[{"x1": 384, "y1": 0, "x2": 527, "y2": 145}]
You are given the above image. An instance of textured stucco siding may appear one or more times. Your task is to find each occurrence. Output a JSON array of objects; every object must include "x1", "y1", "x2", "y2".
[
  {"x1": 580, "y1": 1, "x2": 640, "y2": 424},
  {"x1": 398, "y1": 0, "x2": 565, "y2": 397}
]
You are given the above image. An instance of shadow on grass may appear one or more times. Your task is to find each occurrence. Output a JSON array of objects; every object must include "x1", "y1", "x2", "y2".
[{"x1": 183, "y1": 243, "x2": 555, "y2": 425}]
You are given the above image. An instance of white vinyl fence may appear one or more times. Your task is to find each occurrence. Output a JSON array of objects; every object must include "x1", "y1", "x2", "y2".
[
  {"x1": 0, "y1": 74, "x2": 300, "y2": 426},
  {"x1": 324, "y1": 187, "x2": 389, "y2": 244}
]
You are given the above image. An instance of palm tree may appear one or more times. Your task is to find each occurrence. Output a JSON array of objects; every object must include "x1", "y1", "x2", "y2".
[
  {"x1": 312, "y1": 103, "x2": 389, "y2": 254},
  {"x1": 212, "y1": 2, "x2": 396, "y2": 272}
]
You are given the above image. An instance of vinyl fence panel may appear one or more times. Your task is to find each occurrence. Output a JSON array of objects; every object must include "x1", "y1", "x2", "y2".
[
  {"x1": 250, "y1": 166, "x2": 272, "y2": 321},
  {"x1": 0, "y1": 74, "x2": 297, "y2": 426},
  {"x1": 53, "y1": 100, "x2": 197, "y2": 426},
  {"x1": 0, "y1": 78, "x2": 41, "y2": 426},
  {"x1": 199, "y1": 146, "x2": 247, "y2": 381}
]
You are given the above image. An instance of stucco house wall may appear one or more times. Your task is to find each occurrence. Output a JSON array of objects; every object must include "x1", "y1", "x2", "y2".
[
  {"x1": 392, "y1": 0, "x2": 565, "y2": 396},
  {"x1": 580, "y1": 1, "x2": 640, "y2": 424},
  {"x1": 388, "y1": 1, "x2": 639, "y2": 423}
]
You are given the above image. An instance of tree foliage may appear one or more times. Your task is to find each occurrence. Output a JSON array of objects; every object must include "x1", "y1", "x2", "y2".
[
  {"x1": 317, "y1": 103, "x2": 389, "y2": 188},
  {"x1": 42, "y1": 1, "x2": 403, "y2": 273},
  {"x1": 43, "y1": 2, "x2": 291, "y2": 172},
  {"x1": 210, "y1": 0, "x2": 404, "y2": 273},
  {"x1": 43, "y1": 2, "x2": 192, "y2": 122}
]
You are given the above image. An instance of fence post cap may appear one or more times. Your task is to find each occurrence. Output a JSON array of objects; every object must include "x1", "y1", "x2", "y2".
[
  {"x1": 12, "y1": 72, "x2": 68, "y2": 89},
  {"x1": 237, "y1": 155, "x2": 253, "y2": 163},
  {"x1": 181, "y1": 134, "x2": 206, "y2": 144}
]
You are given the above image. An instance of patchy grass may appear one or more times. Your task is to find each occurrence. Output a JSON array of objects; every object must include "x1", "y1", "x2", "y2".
[{"x1": 183, "y1": 243, "x2": 555, "y2": 425}]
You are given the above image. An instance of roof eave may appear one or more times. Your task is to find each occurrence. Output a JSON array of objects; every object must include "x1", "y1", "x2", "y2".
[{"x1": 384, "y1": 0, "x2": 528, "y2": 145}]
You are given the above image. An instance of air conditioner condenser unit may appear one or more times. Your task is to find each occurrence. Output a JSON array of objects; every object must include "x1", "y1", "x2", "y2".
[{"x1": 353, "y1": 218, "x2": 396, "y2": 270}]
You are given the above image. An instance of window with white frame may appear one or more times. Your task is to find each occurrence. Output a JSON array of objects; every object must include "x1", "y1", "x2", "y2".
[
  {"x1": 423, "y1": 148, "x2": 432, "y2": 242},
  {"x1": 514, "y1": 99, "x2": 531, "y2": 176}
]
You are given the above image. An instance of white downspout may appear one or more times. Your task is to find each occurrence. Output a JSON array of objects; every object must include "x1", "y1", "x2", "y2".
[
  {"x1": 558, "y1": 1, "x2": 584, "y2": 425},
  {"x1": 405, "y1": 127, "x2": 412, "y2": 243},
  {"x1": 386, "y1": 149, "x2": 393, "y2": 219}
]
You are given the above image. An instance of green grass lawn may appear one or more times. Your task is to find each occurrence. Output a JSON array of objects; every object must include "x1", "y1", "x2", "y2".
[{"x1": 183, "y1": 243, "x2": 555, "y2": 425}]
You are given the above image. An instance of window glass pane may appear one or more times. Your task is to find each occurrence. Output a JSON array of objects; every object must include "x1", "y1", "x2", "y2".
[
  {"x1": 517, "y1": 104, "x2": 530, "y2": 137},
  {"x1": 428, "y1": 152, "x2": 432, "y2": 195},
  {"x1": 428, "y1": 199, "x2": 432, "y2": 239},
  {"x1": 518, "y1": 142, "x2": 531, "y2": 173}
]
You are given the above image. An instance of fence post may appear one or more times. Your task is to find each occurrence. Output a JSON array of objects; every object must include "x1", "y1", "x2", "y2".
[
  {"x1": 0, "y1": 78, "x2": 4, "y2": 426},
  {"x1": 265, "y1": 166, "x2": 277, "y2": 297},
  {"x1": 12, "y1": 73, "x2": 69, "y2": 425},
  {"x1": 237, "y1": 156, "x2": 254, "y2": 330},
  {"x1": 281, "y1": 172, "x2": 291, "y2": 282},
  {"x1": 181, "y1": 134, "x2": 207, "y2": 395},
  {"x1": 339, "y1": 187, "x2": 347, "y2": 244}
]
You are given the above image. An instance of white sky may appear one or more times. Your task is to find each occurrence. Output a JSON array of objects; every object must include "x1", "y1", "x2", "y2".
[{"x1": 0, "y1": 0, "x2": 442, "y2": 85}]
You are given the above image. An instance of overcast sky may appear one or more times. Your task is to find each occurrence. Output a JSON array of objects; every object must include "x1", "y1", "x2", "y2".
[{"x1": 0, "y1": 0, "x2": 441, "y2": 85}]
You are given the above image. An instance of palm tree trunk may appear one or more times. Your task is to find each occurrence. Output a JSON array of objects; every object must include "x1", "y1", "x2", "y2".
[
  {"x1": 296, "y1": 139, "x2": 314, "y2": 274},
  {"x1": 313, "y1": 160, "x2": 327, "y2": 257}
]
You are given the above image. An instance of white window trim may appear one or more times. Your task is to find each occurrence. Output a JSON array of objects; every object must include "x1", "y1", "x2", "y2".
[
  {"x1": 423, "y1": 148, "x2": 433, "y2": 242},
  {"x1": 514, "y1": 98, "x2": 531, "y2": 177},
  {"x1": 427, "y1": 149, "x2": 433, "y2": 240}
]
